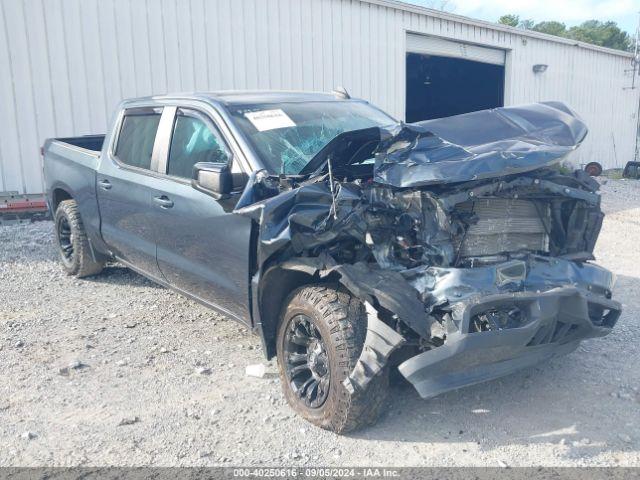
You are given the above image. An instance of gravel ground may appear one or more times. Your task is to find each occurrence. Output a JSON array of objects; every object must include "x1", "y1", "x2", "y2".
[{"x1": 1, "y1": 178, "x2": 639, "y2": 467}]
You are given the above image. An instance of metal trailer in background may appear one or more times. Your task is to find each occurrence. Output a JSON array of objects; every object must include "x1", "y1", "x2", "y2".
[
  {"x1": 0, "y1": 0, "x2": 639, "y2": 199},
  {"x1": 0, "y1": 192, "x2": 48, "y2": 226}
]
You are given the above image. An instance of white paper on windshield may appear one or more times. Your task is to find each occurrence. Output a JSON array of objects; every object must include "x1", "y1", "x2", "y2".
[{"x1": 244, "y1": 109, "x2": 296, "y2": 132}]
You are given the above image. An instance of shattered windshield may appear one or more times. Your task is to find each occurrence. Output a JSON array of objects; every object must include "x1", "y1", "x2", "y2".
[{"x1": 227, "y1": 101, "x2": 395, "y2": 174}]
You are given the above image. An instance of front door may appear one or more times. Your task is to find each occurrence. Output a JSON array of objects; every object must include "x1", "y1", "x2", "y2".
[{"x1": 150, "y1": 107, "x2": 253, "y2": 323}]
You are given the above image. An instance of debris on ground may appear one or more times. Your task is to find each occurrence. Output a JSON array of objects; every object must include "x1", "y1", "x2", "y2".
[
  {"x1": 117, "y1": 416, "x2": 140, "y2": 427},
  {"x1": 245, "y1": 364, "x2": 267, "y2": 378}
]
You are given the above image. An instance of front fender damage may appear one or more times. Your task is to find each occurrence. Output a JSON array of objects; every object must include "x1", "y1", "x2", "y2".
[
  {"x1": 343, "y1": 302, "x2": 405, "y2": 394},
  {"x1": 273, "y1": 258, "x2": 417, "y2": 392}
]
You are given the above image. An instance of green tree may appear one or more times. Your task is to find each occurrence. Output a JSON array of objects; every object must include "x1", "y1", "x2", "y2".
[
  {"x1": 498, "y1": 14, "x2": 519, "y2": 27},
  {"x1": 567, "y1": 20, "x2": 632, "y2": 51},
  {"x1": 496, "y1": 15, "x2": 632, "y2": 51},
  {"x1": 519, "y1": 19, "x2": 535, "y2": 30},
  {"x1": 498, "y1": 15, "x2": 534, "y2": 30},
  {"x1": 532, "y1": 21, "x2": 567, "y2": 37}
]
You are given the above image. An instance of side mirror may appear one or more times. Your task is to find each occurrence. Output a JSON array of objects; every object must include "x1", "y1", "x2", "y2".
[{"x1": 192, "y1": 162, "x2": 232, "y2": 199}]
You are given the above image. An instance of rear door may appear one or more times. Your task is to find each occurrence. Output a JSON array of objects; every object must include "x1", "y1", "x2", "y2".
[
  {"x1": 96, "y1": 106, "x2": 165, "y2": 279},
  {"x1": 149, "y1": 106, "x2": 253, "y2": 323}
]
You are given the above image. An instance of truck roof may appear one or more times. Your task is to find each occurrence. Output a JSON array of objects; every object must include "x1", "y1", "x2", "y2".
[{"x1": 133, "y1": 90, "x2": 355, "y2": 107}]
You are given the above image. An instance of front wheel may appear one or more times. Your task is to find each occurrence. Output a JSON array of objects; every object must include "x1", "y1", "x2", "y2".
[
  {"x1": 276, "y1": 284, "x2": 389, "y2": 433},
  {"x1": 54, "y1": 199, "x2": 104, "y2": 278}
]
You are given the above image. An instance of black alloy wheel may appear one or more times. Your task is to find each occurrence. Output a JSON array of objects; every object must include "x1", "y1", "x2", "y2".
[
  {"x1": 283, "y1": 314, "x2": 331, "y2": 409},
  {"x1": 57, "y1": 215, "x2": 74, "y2": 264}
]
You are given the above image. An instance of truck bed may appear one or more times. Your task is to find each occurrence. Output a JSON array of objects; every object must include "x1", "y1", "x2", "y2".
[
  {"x1": 52, "y1": 135, "x2": 105, "y2": 153},
  {"x1": 43, "y1": 135, "x2": 105, "y2": 174}
]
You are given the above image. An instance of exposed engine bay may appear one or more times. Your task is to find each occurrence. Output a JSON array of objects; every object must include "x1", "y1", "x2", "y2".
[{"x1": 235, "y1": 102, "x2": 621, "y2": 398}]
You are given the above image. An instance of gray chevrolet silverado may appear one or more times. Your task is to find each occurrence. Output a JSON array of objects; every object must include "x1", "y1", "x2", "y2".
[{"x1": 43, "y1": 91, "x2": 620, "y2": 433}]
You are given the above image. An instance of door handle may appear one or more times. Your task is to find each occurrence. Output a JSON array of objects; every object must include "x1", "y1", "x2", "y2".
[
  {"x1": 98, "y1": 179, "x2": 112, "y2": 190},
  {"x1": 153, "y1": 195, "x2": 174, "y2": 209}
]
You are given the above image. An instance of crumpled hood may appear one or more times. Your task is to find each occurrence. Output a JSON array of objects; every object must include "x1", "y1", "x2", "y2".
[
  {"x1": 307, "y1": 101, "x2": 588, "y2": 187},
  {"x1": 234, "y1": 101, "x2": 591, "y2": 273}
]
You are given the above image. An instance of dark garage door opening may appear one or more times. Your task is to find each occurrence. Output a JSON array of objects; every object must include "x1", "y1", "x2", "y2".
[{"x1": 405, "y1": 52, "x2": 505, "y2": 123}]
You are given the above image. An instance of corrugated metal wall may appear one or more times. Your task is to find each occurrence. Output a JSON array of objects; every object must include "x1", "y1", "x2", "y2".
[{"x1": 1, "y1": 0, "x2": 638, "y2": 194}]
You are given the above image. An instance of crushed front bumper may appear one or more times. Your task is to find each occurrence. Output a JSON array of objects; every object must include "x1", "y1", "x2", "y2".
[{"x1": 399, "y1": 264, "x2": 621, "y2": 399}]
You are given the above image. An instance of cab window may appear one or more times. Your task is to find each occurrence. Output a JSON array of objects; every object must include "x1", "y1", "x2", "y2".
[
  {"x1": 114, "y1": 107, "x2": 162, "y2": 170},
  {"x1": 167, "y1": 109, "x2": 231, "y2": 179}
]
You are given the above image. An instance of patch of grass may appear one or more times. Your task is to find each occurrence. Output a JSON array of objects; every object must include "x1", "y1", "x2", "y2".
[
  {"x1": 550, "y1": 162, "x2": 575, "y2": 175},
  {"x1": 602, "y1": 169, "x2": 624, "y2": 180}
]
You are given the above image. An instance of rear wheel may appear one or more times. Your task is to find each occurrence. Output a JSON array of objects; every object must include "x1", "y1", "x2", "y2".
[
  {"x1": 54, "y1": 199, "x2": 104, "y2": 277},
  {"x1": 276, "y1": 284, "x2": 389, "y2": 433}
]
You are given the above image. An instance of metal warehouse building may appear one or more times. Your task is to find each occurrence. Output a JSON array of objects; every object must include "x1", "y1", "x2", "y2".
[{"x1": 1, "y1": 0, "x2": 638, "y2": 195}]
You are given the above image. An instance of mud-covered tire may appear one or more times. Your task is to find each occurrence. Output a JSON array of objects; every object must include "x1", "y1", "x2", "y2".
[
  {"x1": 276, "y1": 284, "x2": 389, "y2": 433},
  {"x1": 54, "y1": 199, "x2": 104, "y2": 278}
]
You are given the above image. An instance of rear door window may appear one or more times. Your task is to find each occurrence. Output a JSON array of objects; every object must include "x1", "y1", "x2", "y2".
[
  {"x1": 167, "y1": 109, "x2": 231, "y2": 179},
  {"x1": 114, "y1": 108, "x2": 163, "y2": 170}
]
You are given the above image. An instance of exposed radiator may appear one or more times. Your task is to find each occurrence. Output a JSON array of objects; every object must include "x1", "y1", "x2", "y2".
[{"x1": 457, "y1": 198, "x2": 549, "y2": 258}]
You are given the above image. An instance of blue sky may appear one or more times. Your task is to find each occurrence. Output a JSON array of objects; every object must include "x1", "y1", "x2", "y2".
[{"x1": 407, "y1": 0, "x2": 639, "y2": 35}]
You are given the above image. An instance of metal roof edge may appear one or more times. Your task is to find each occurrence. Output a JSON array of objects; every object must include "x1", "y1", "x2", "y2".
[{"x1": 359, "y1": 0, "x2": 635, "y2": 59}]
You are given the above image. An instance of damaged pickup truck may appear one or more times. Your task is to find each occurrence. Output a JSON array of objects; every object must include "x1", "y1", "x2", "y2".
[{"x1": 43, "y1": 91, "x2": 620, "y2": 433}]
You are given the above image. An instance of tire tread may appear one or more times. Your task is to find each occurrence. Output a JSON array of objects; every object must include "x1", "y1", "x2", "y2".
[
  {"x1": 55, "y1": 200, "x2": 104, "y2": 278},
  {"x1": 278, "y1": 284, "x2": 389, "y2": 433}
]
